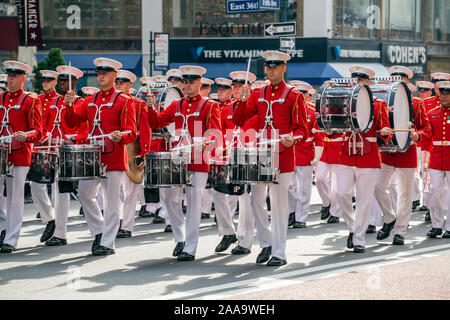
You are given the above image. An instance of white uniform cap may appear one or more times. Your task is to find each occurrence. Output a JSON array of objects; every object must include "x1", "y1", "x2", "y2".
[
  {"x1": 407, "y1": 83, "x2": 416, "y2": 93},
  {"x1": 201, "y1": 78, "x2": 214, "y2": 86},
  {"x1": 229, "y1": 71, "x2": 257, "y2": 84},
  {"x1": 3, "y1": 60, "x2": 32, "y2": 74},
  {"x1": 252, "y1": 80, "x2": 268, "y2": 89},
  {"x1": 349, "y1": 65, "x2": 375, "y2": 79},
  {"x1": 261, "y1": 50, "x2": 291, "y2": 66},
  {"x1": 56, "y1": 65, "x2": 84, "y2": 79},
  {"x1": 436, "y1": 81, "x2": 450, "y2": 92},
  {"x1": 308, "y1": 88, "x2": 316, "y2": 95},
  {"x1": 81, "y1": 87, "x2": 100, "y2": 95},
  {"x1": 179, "y1": 65, "x2": 207, "y2": 80},
  {"x1": 215, "y1": 78, "x2": 232, "y2": 88},
  {"x1": 289, "y1": 80, "x2": 313, "y2": 92},
  {"x1": 40, "y1": 70, "x2": 59, "y2": 80},
  {"x1": 93, "y1": 57, "x2": 122, "y2": 72},
  {"x1": 388, "y1": 65, "x2": 413, "y2": 79},
  {"x1": 431, "y1": 72, "x2": 450, "y2": 83},
  {"x1": 167, "y1": 69, "x2": 183, "y2": 81},
  {"x1": 117, "y1": 70, "x2": 137, "y2": 83},
  {"x1": 140, "y1": 77, "x2": 156, "y2": 85},
  {"x1": 416, "y1": 81, "x2": 434, "y2": 90},
  {"x1": 0, "y1": 74, "x2": 8, "y2": 83},
  {"x1": 153, "y1": 75, "x2": 168, "y2": 83}
]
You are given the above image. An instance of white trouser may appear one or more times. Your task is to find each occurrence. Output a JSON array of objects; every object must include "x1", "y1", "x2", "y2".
[
  {"x1": 337, "y1": 165, "x2": 377, "y2": 247},
  {"x1": 164, "y1": 187, "x2": 184, "y2": 242},
  {"x1": 0, "y1": 181, "x2": 6, "y2": 231},
  {"x1": 429, "y1": 169, "x2": 450, "y2": 230},
  {"x1": 30, "y1": 182, "x2": 55, "y2": 223},
  {"x1": 96, "y1": 185, "x2": 104, "y2": 211},
  {"x1": 52, "y1": 184, "x2": 71, "y2": 240},
  {"x1": 295, "y1": 166, "x2": 314, "y2": 223},
  {"x1": 212, "y1": 190, "x2": 235, "y2": 236},
  {"x1": 201, "y1": 188, "x2": 213, "y2": 214},
  {"x1": 228, "y1": 195, "x2": 238, "y2": 217},
  {"x1": 250, "y1": 185, "x2": 272, "y2": 249},
  {"x1": 236, "y1": 191, "x2": 254, "y2": 250},
  {"x1": 3, "y1": 166, "x2": 30, "y2": 248},
  {"x1": 138, "y1": 189, "x2": 146, "y2": 206},
  {"x1": 184, "y1": 172, "x2": 208, "y2": 255},
  {"x1": 374, "y1": 164, "x2": 415, "y2": 237},
  {"x1": 288, "y1": 176, "x2": 297, "y2": 214},
  {"x1": 121, "y1": 178, "x2": 142, "y2": 232},
  {"x1": 316, "y1": 161, "x2": 342, "y2": 217},
  {"x1": 78, "y1": 171, "x2": 126, "y2": 249},
  {"x1": 370, "y1": 171, "x2": 397, "y2": 226}
]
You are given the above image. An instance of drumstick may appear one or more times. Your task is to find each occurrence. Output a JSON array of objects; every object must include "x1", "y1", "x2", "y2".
[
  {"x1": 68, "y1": 61, "x2": 73, "y2": 107},
  {"x1": 171, "y1": 139, "x2": 215, "y2": 151},
  {"x1": 0, "y1": 130, "x2": 36, "y2": 141},
  {"x1": 245, "y1": 55, "x2": 252, "y2": 85},
  {"x1": 257, "y1": 135, "x2": 304, "y2": 146},
  {"x1": 34, "y1": 145, "x2": 62, "y2": 150},
  {"x1": 312, "y1": 128, "x2": 327, "y2": 134},
  {"x1": 88, "y1": 130, "x2": 132, "y2": 140}
]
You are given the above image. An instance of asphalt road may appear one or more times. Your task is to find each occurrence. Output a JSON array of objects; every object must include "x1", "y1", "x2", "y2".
[{"x1": 0, "y1": 187, "x2": 449, "y2": 300}]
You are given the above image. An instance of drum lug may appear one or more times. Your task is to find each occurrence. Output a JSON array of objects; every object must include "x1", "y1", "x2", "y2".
[{"x1": 100, "y1": 164, "x2": 107, "y2": 178}]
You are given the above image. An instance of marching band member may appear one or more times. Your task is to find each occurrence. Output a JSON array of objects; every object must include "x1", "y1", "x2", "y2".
[
  {"x1": 0, "y1": 61, "x2": 43, "y2": 253},
  {"x1": 64, "y1": 57, "x2": 137, "y2": 256},
  {"x1": 114, "y1": 70, "x2": 152, "y2": 238},
  {"x1": 290, "y1": 81, "x2": 324, "y2": 228},
  {"x1": 167, "y1": 69, "x2": 185, "y2": 92},
  {"x1": 200, "y1": 77, "x2": 214, "y2": 98},
  {"x1": 336, "y1": 65, "x2": 392, "y2": 253},
  {"x1": 417, "y1": 81, "x2": 434, "y2": 101},
  {"x1": 374, "y1": 66, "x2": 432, "y2": 245},
  {"x1": 43, "y1": 65, "x2": 87, "y2": 246},
  {"x1": 146, "y1": 65, "x2": 222, "y2": 261},
  {"x1": 234, "y1": 51, "x2": 308, "y2": 266},
  {"x1": 426, "y1": 81, "x2": 450, "y2": 238},
  {"x1": 30, "y1": 70, "x2": 60, "y2": 243}
]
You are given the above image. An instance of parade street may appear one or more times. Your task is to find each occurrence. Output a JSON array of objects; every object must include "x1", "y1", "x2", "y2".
[{"x1": 1, "y1": 187, "x2": 449, "y2": 300}]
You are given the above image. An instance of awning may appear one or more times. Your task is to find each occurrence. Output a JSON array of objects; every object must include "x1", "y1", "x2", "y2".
[
  {"x1": 328, "y1": 63, "x2": 390, "y2": 78},
  {"x1": 287, "y1": 63, "x2": 341, "y2": 85},
  {"x1": 169, "y1": 63, "x2": 247, "y2": 80},
  {"x1": 36, "y1": 53, "x2": 143, "y2": 76}
]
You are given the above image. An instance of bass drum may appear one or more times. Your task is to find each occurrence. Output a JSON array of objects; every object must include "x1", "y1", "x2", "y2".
[
  {"x1": 316, "y1": 82, "x2": 374, "y2": 133},
  {"x1": 371, "y1": 81, "x2": 413, "y2": 152}
]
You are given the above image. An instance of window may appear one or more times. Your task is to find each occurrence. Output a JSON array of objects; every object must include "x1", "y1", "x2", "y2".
[
  {"x1": 388, "y1": 0, "x2": 421, "y2": 41},
  {"x1": 434, "y1": 0, "x2": 449, "y2": 42}
]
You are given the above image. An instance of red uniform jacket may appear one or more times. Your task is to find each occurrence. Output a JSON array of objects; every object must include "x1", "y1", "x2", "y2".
[
  {"x1": 381, "y1": 97, "x2": 432, "y2": 168},
  {"x1": 147, "y1": 94, "x2": 222, "y2": 172},
  {"x1": 232, "y1": 81, "x2": 308, "y2": 173},
  {"x1": 295, "y1": 103, "x2": 324, "y2": 166},
  {"x1": 320, "y1": 133, "x2": 344, "y2": 164},
  {"x1": 38, "y1": 90, "x2": 59, "y2": 120},
  {"x1": 0, "y1": 90, "x2": 42, "y2": 166},
  {"x1": 131, "y1": 96, "x2": 152, "y2": 157},
  {"x1": 64, "y1": 88, "x2": 137, "y2": 171},
  {"x1": 427, "y1": 103, "x2": 450, "y2": 171},
  {"x1": 338, "y1": 98, "x2": 392, "y2": 169},
  {"x1": 419, "y1": 96, "x2": 441, "y2": 152}
]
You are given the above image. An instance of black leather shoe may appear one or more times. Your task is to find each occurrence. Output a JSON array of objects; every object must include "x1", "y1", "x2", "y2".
[
  {"x1": 392, "y1": 234, "x2": 404, "y2": 245},
  {"x1": 427, "y1": 228, "x2": 442, "y2": 238},
  {"x1": 172, "y1": 242, "x2": 185, "y2": 257},
  {"x1": 91, "y1": 233, "x2": 102, "y2": 253},
  {"x1": 79, "y1": 207, "x2": 84, "y2": 216},
  {"x1": 140, "y1": 210, "x2": 154, "y2": 218},
  {"x1": 347, "y1": 233, "x2": 354, "y2": 249},
  {"x1": 93, "y1": 245, "x2": 115, "y2": 256},
  {"x1": 353, "y1": 245, "x2": 365, "y2": 253},
  {"x1": 256, "y1": 246, "x2": 271, "y2": 264},
  {"x1": 366, "y1": 225, "x2": 376, "y2": 234},
  {"x1": 231, "y1": 245, "x2": 251, "y2": 255},
  {"x1": 443, "y1": 231, "x2": 450, "y2": 239},
  {"x1": 177, "y1": 252, "x2": 195, "y2": 261},
  {"x1": 320, "y1": 205, "x2": 331, "y2": 220},
  {"x1": 424, "y1": 211, "x2": 431, "y2": 222},
  {"x1": 40, "y1": 220, "x2": 56, "y2": 243},
  {"x1": 164, "y1": 225, "x2": 173, "y2": 233},
  {"x1": 36, "y1": 212, "x2": 41, "y2": 219},
  {"x1": 45, "y1": 236, "x2": 67, "y2": 246},
  {"x1": 288, "y1": 212, "x2": 295, "y2": 227},
  {"x1": 412, "y1": 200, "x2": 420, "y2": 210},
  {"x1": 376, "y1": 219, "x2": 397, "y2": 240},
  {"x1": 419, "y1": 205, "x2": 428, "y2": 212},
  {"x1": 116, "y1": 229, "x2": 132, "y2": 238},
  {"x1": 0, "y1": 229, "x2": 5, "y2": 246},
  {"x1": 152, "y1": 216, "x2": 165, "y2": 224},
  {"x1": 138, "y1": 205, "x2": 147, "y2": 217},
  {"x1": 267, "y1": 256, "x2": 287, "y2": 266},
  {"x1": 215, "y1": 234, "x2": 238, "y2": 252},
  {"x1": 0, "y1": 244, "x2": 15, "y2": 253},
  {"x1": 327, "y1": 215, "x2": 340, "y2": 224},
  {"x1": 182, "y1": 205, "x2": 186, "y2": 214},
  {"x1": 201, "y1": 213, "x2": 210, "y2": 219},
  {"x1": 292, "y1": 221, "x2": 306, "y2": 228}
]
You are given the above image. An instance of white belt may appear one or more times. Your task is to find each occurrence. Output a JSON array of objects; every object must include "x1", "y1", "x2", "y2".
[
  {"x1": 305, "y1": 137, "x2": 314, "y2": 143},
  {"x1": 343, "y1": 136, "x2": 377, "y2": 143},
  {"x1": 433, "y1": 141, "x2": 450, "y2": 146},
  {"x1": 325, "y1": 138, "x2": 344, "y2": 142}
]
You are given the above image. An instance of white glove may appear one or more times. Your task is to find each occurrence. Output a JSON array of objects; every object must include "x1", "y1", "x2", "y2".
[{"x1": 310, "y1": 146, "x2": 324, "y2": 167}]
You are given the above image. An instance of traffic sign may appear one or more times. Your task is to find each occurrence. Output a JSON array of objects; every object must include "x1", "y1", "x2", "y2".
[
  {"x1": 259, "y1": 0, "x2": 280, "y2": 10},
  {"x1": 280, "y1": 37, "x2": 295, "y2": 50},
  {"x1": 264, "y1": 22, "x2": 297, "y2": 37},
  {"x1": 227, "y1": 0, "x2": 260, "y2": 14}
]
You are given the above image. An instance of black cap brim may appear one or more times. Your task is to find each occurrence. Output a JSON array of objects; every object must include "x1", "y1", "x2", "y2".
[
  {"x1": 418, "y1": 88, "x2": 431, "y2": 92},
  {"x1": 439, "y1": 88, "x2": 450, "y2": 93},
  {"x1": 432, "y1": 79, "x2": 446, "y2": 84},
  {"x1": 168, "y1": 76, "x2": 183, "y2": 82},
  {"x1": 115, "y1": 77, "x2": 131, "y2": 83},
  {"x1": 6, "y1": 68, "x2": 26, "y2": 75},
  {"x1": 42, "y1": 77, "x2": 56, "y2": 81},
  {"x1": 391, "y1": 72, "x2": 409, "y2": 78},
  {"x1": 96, "y1": 66, "x2": 117, "y2": 73},
  {"x1": 182, "y1": 75, "x2": 201, "y2": 81},
  {"x1": 351, "y1": 72, "x2": 370, "y2": 80},
  {"x1": 264, "y1": 61, "x2": 285, "y2": 67},
  {"x1": 58, "y1": 75, "x2": 77, "y2": 80},
  {"x1": 216, "y1": 84, "x2": 231, "y2": 89}
]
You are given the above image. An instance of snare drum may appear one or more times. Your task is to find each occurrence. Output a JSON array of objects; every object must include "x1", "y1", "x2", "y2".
[
  {"x1": 316, "y1": 82, "x2": 374, "y2": 133},
  {"x1": 144, "y1": 151, "x2": 191, "y2": 188},
  {"x1": 27, "y1": 150, "x2": 58, "y2": 183},
  {"x1": 0, "y1": 144, "x2": 12, "y2": 177},
  {"x1": 230, "y1": 147, "x2": 278, "y2": 184},
  {"x1": 207, "y1": 159, "x2": 245, "y2": 195},
  {"x1": 371, "y1": 81, "x2": 414, "y2": 152},
  {"x1": 58, "y1": 145, "x2": 103, "y2": 181}
]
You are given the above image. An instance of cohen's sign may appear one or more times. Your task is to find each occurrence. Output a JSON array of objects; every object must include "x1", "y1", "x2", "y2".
[{"x1": 383, "y1": 44, "x2": 427, "y2": 76}]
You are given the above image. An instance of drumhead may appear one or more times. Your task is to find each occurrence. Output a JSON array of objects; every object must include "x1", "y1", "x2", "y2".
[
  {"x1": 160, "y1": 86, "x2": 184, "y2": 136},
  {"x1": 355, "y1": 85, "x2": 373, "y2": 132},
  {"x1": 392, "y1": 82, "x2": 412, "y2": 150}
]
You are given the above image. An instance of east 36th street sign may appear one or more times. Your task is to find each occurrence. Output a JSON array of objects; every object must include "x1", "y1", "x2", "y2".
[{"x1": 265, "y1": 22, "x2": 296, "y2": 37}]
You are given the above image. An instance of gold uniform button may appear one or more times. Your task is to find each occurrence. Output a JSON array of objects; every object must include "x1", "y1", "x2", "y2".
[
  {"x1": 272, "y1": 93, "x2": 275, "y2": 97},
  {"x1": 189, "y1": 104, "x2": 192, "y2": 107},
  {"x1": 187, "y1": 109, "x2": 190, "y2": 112}
]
